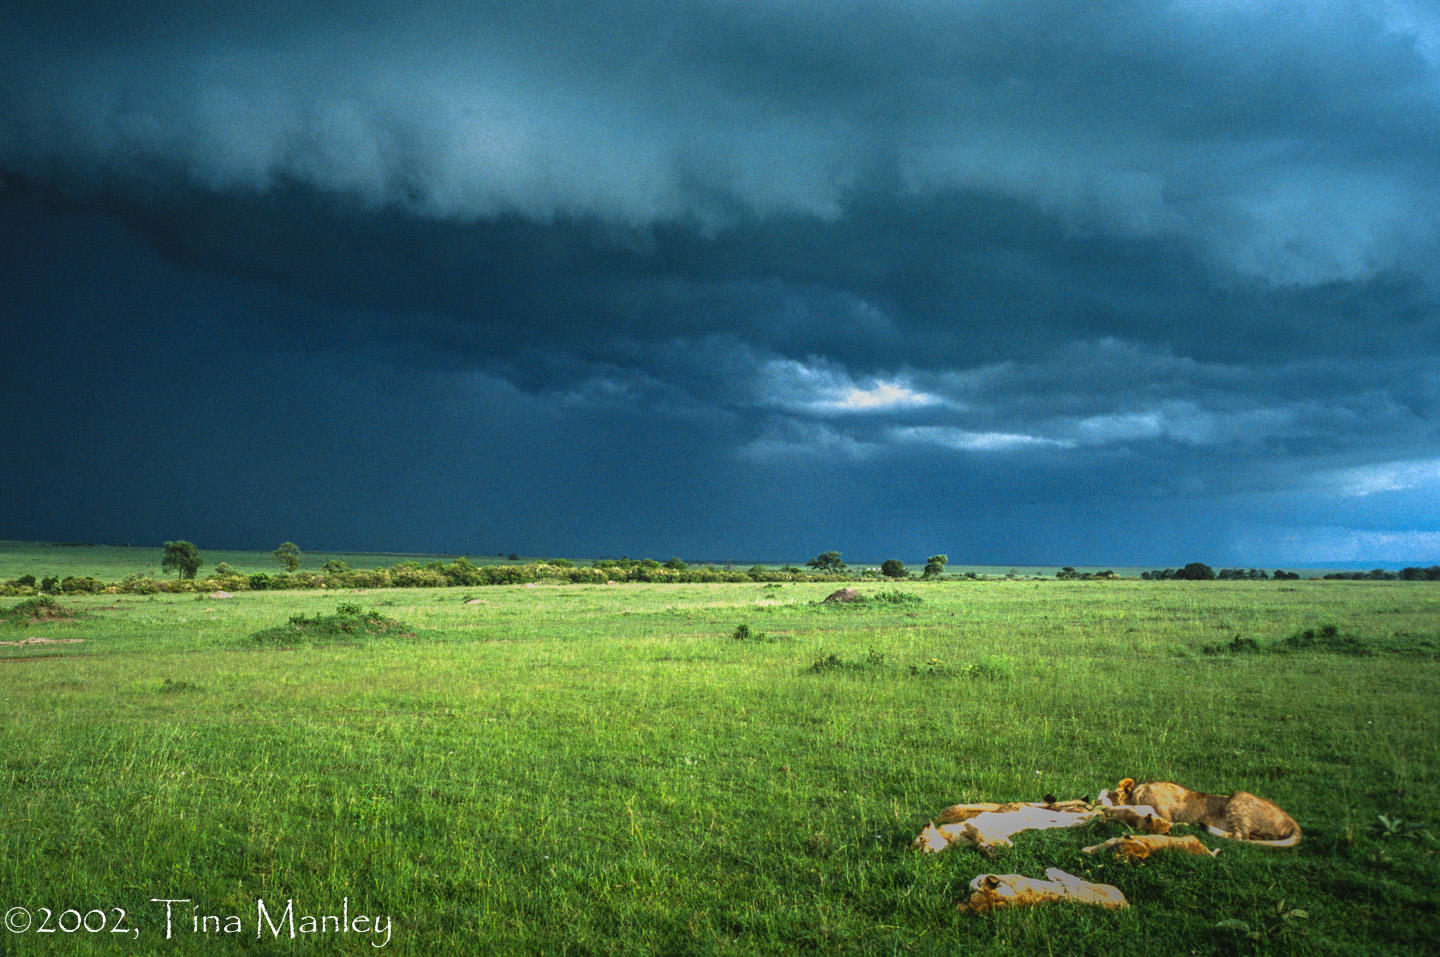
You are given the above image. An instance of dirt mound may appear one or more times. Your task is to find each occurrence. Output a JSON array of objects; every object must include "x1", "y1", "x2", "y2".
[
  {"x1": 249, "y1": 605, "x2": 413, "y2": 646},
  {"x1": 2, "y1": 597, "x2": 77, "y2": 624},
  {"x1": 822, "y1": 587, "x2": 863, "y2": 603}
]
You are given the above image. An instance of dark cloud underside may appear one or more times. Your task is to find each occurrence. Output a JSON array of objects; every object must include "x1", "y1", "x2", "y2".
[{"x1": 2, "y1": 0, "x2": 1438, "y2": 563}]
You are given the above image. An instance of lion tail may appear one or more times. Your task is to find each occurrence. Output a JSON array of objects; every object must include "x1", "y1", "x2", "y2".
[{"x1": 1205, "y1": 824, "x2": 1302, "y2": 848}]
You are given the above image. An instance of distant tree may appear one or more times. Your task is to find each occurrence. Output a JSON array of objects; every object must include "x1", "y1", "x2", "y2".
[
  {"x1": 321, "y1": 559, "x2": 349, "y2": 574},
  {"x1": 922, "y1": 554, "x2": 948, "y2": 578},
  {"x1": 272, "y1": 542, "x2": 301, "y2": 573},
  {"x1": 663, "y1": 557, "x2": 688, "y2": 571},
  {"x1": 1056, "y1": 566, "x2": 1080, "y2": 580},
  {"x1": 1177, "y1": 562, "x2": 1216, "y2": 581},
  {"x1": 213, "y1": 562, "x2": 238, "y2": 577},
  {"x1": 807, "y1": 551, "x2": 845, "y2": 573},
  {"x1": 507, "y1": 553, "x2": 519, "y2": 561},
  {"x1": 880, "y1": 559, "x2": 907, "y2": 579},
  {"x1": 161, "y1": 541, "x2": 202, "y2": 580}
]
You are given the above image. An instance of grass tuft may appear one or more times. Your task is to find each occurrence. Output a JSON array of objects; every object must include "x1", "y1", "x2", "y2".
[
  {"x1": 249, "y1": 604, "x2": 410, "y2": 646},
  {"x1": 731, "y1": 622, "x2": 780, "y2": 642},
  {"x1": 907, "y1": 657, "x2": 1011, "y2": 680},
  {"x1": 1280, "y1": 623, "x2": 1371, "y2": 655},
  {"x1": 1, "y1": 595, "x2": 75, "y2": 624},
  {"x1": 869, "y1": 590, "x2": 922, "y2": 604},
  {"x1": 1202, "y1": 635, "x2": 1263, "y2": 655},
  {"x1": 808, "y1": 649, "x2": 887, "y2": 673}
]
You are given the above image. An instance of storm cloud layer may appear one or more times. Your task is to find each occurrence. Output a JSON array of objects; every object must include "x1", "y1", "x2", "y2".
[{"x1": 2, "y1": 0, "x2": 1438, "y2": 563}]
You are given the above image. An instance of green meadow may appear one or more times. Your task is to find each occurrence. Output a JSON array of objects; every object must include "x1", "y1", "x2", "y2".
[{"x1": 1, "y1": 567, "x2": 1437, "y2": 953}]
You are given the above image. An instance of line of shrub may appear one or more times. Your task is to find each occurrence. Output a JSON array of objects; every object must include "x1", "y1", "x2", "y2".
[{"x1": 0, "y1": 558, "x2": 861, "y2": 597}]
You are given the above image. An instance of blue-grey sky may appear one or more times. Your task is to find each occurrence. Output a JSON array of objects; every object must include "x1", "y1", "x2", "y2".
[{"x1": 3, "y1": 0, "x2": 1439, "y2": 565}]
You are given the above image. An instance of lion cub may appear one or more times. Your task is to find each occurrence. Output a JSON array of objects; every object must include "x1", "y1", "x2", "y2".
[{"x1": 1111, "y1": 778, "x2": 1301, "y2": 847}]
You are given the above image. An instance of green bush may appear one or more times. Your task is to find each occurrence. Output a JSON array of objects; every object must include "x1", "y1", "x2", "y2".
[
  {"x1": 808, "y1": 649, "x2": 886, "y2": 673},
  {"x1": 1203, "y1": 635, "x2": 1262, "y2": 654},
  {"x1": 2, "y1": 595, "x2": 74, "y2": 624},
  {"x1": 251, "y1": 605, "x2": 408, "y2": 646},
  {"x1": 1282, "y1": 624, "x2": 1371, "y2": 656},
  {"x1": 732, "y1": 623, "x2": 781, "y2": 642},
  {"x1": 870, "y1": 590, "x2": 922, "y2": 604}
]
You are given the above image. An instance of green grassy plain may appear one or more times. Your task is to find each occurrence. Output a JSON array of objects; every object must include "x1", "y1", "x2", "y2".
[{"x1": 1, "y1": 574, "x2": 1437, "y2": 954}]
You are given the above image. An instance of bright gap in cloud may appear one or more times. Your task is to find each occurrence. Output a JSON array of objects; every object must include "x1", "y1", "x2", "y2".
[
  {"x1": 1330, "y1": 458, "x2": 1440, "y2": 496},
  {"x1": 822, "y1": 380, "x2": 943, "y2": 413},
  {"x1": 890, "y1": 425, "x2": 1076, "y2": 452}
]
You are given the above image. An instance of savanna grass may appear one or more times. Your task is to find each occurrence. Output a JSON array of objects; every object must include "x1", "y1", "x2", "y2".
[{"x1": 0, "y1": 574, "x2": 1436, "y2": 953}]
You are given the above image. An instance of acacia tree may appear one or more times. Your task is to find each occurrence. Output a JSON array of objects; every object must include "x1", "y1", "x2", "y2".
[
  {"x1": 272, "y1": 541, "x2": 302, "y2": 573},
  {"x1": 880, "y1": 559, "x2": 907, "y2": 579},
  {"x1": 922, "y1": 554, "x2": 948, "y2": 578},
  {"x1": 161, "y1": 541, "x2": 202, "y2": 580},
  {"x1": 806, "y1": 551, "x2": 844, "y2": 573}
]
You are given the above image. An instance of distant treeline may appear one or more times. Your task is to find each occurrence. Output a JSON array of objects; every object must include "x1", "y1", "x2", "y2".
[
  {"x1": 0, "y1": 558, "x2": 854, "y2": 596},
  {"x1": 1140, "y1": 564, "x2": 1302, "y2": 580},
  {"x1": 1318, "y1": 566, "x2": 1440, "y2": 581},
  {"x1": 1141, "y1": 563, "x2": 1440, "y2": 581},
  {"x1": 4, "y1": 556, "x2": 1438, "y2": 597}
]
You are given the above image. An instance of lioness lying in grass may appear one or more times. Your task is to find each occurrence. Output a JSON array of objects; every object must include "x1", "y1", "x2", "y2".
[{"x1": 1103, "y1": 777, "x2": 1301, "y2": 847}]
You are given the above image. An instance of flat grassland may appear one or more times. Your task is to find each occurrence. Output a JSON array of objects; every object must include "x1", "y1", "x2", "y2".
[{"x1": 1, "y1": 576, "x2": 1437, "y2": 953}]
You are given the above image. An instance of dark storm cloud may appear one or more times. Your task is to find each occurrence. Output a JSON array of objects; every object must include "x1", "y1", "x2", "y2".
[
  {"x1": 3, "y1": 0, "x2": 1439, "y2": 561},
  {"x1": 6, "y1": 0, "x2": 1440, "y2": 281}
]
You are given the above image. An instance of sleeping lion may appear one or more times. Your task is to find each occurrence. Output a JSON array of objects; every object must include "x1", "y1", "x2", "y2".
[{"x1": 1107, "y1": 777, "x2": 1301, "y2": 847}]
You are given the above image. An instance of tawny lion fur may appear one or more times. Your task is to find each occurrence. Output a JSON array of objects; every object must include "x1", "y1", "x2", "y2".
[
  {"x1": 960, "y1": 868, "x2": 1128, "y2": 913},
  {"x1": 1082, "y1": 833, "x2": 1219, "y2": 861},
  {"x1": 1109, "y1": 777, "x2": 1301, "y2": 847},
  {"x1": 915, "y1": 805, "x2": 1098, "y2": 856},
  {"x1": 1095, "y1": 804, "x2": 1171, "y2": 834},
  {"x1": 936, "y1": 799, "x2": 1091, "y2": 824}
]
